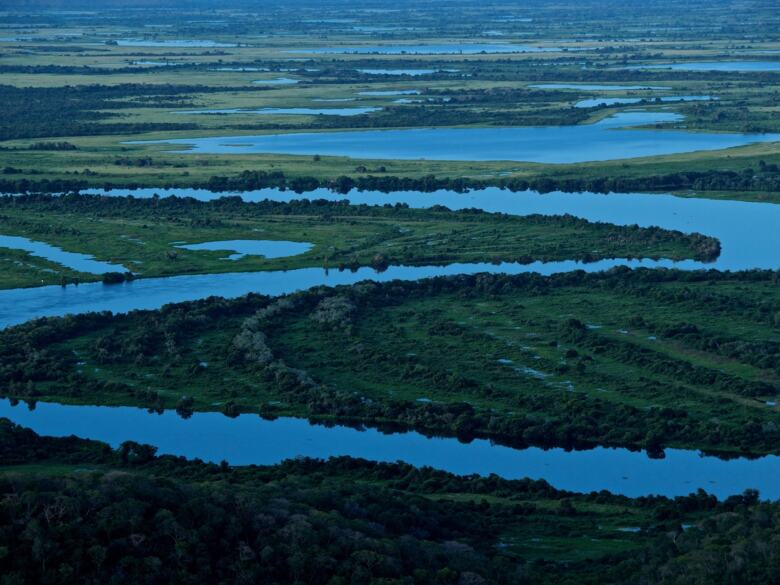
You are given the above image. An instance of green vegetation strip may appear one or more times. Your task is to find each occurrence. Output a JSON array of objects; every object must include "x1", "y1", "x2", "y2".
[
  {"x1": 4, "y1": 268, "x2": 780, "y2": 455},
  {"x1": 0, "y1": 194, "x2": 718, "y2": 289}
]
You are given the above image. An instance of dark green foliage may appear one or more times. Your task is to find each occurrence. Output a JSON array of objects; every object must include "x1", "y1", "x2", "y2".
[{"x1": 3, "y1": 419, "x2": 780, "y2": 585}]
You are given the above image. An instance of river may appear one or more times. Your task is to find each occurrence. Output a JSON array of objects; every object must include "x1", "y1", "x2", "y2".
[{"x1": 2, "y1": 186, "x2": 780, "y2": 498}]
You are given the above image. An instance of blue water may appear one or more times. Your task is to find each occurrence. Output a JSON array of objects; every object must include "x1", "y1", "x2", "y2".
[
  {"x1": 136, "y1": 111, "x2": 780, "y2": 163},
  {"x1": 530, "y1": 83, "x2": 670, "y2": 90},
  {"x1": 2, "y1": 398, "x2": 779, "y2": 499},
  {"x1": 359, "y1": 89, "x2": 421, "y2": 96},
  {"x1": 0, "y1": 234, "x2": 126, "y2": 274},
  {"x1": 131, "y1": 60, "x2": 186, "y2": 67},
  {"x1": 575, "y1": 95, "x2": 713, "y2": 108},
  {"x1": 174, "y1": 107, "x2": 381, "y2": 116},
  {"x1": 175, "y1": 239, "x2": 313, "y2": 260},
  {"x1": 252, "y1": 77, "x2": 299, "y2": 85},
  {"x1": 630, "y1": 61, "x2": 780, "y2": 71},
  {"x1": 115, "y1": 38, "x2": 237, "y2": 48},
  {"x1": 290, "y1": 43, "x2": 562, "y2": 54}
]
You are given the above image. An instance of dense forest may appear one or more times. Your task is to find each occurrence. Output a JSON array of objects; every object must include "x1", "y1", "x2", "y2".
[{"x1": 2, "y1": 419, "x2": 780, "y2": 585}]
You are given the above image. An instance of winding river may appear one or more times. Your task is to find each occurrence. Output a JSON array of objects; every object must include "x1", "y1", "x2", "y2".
[{"x1": 3, "y1": 186, "x2": 780, "y2": 498}]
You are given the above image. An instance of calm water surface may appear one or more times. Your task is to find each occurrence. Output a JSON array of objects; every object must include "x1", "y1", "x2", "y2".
[
  {"x1": 0, "y1": 234, "x2": 125, "y2": 274},
  {"x1": 116, "y1": 38, "x2": 237, "y2": 47},
  {"x1": 0, "y1": 257, "x2": 686, "y2": 330},
  {"x1": 2, "y1": 399, "x2": 780, "y2": 499},
  {"x1": 574, "y1": 96, "x2": 712, "y2": 108},
  {"x1": 80, "y1": 187, "x2": 780, "y2": 272},
  {"x1": 137, "y1": 111, "x2": 780, "y2": 163},
  {"x1": 252, "y1": 77, "x2": 299, "y2": 85},
  {"x1": 6, "y1": 187, "x2": 780, "y2": 329},
  {"x1": 359, "y1": 89, "x2": 421, "y2": 96},
  {"x1": 175, "y1": 239, "x2": 313, "y2": 260},
  {"x1": 357, "y1": 68, "x2": 445, "y2": 76}
]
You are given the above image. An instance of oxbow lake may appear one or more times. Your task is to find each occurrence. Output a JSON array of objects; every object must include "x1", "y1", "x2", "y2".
[
  {"x1": 4, "y1": 398, "x2": 780, "y2": 500},
  {"x1": 0, "y1": 234, "x2": 126, "y2": 274}
]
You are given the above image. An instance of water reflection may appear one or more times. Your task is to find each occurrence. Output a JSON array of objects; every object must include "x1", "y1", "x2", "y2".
[{"x1": 2, "y1": 398, "x2": 778, "y2": 499}]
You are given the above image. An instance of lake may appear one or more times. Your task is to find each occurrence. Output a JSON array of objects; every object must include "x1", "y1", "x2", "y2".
[
  {"x1": 175, "y1": 239, "x2": 313, "y2": 260},
  {"x1": 115, "y1": 38, "x2": 237, "y2": 47},
  {"x1": 136, "y1": 111, "x2": 780, "y2": 163},
  {"x1": 130, "y1": 60, "x2": 186, "y2": 67},
  {"x1": 0, "y1": 234, "x2": 126, "y2": 274},
  {"x1": 359, "y1": 89, "x2": 421, "y2": 96},
  {"x1": 213, "y1": 66, "x2": 270, "y2": 72},
  {"x1": 252, "y1": 77, "x2": 299, "y2": 85},
  {"x1": 574, "y1": 95, "x2": 713, "y2": 108}
]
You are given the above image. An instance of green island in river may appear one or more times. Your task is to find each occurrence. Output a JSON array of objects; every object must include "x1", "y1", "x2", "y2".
[{"x1": 0, "y1": 194, "x2": 719, "y2": 289}]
